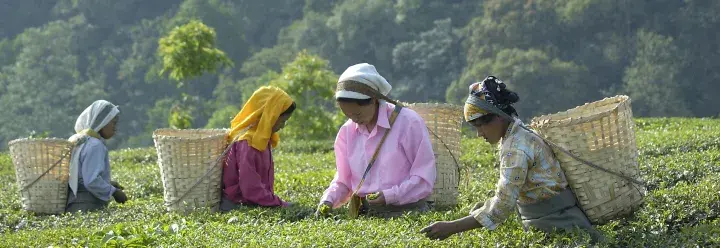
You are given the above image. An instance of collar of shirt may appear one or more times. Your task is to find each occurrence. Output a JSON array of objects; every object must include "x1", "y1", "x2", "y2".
[
  {"x1": 498, "y1": 118, "x2": 521, "y2": 149},
  {"x1": 353, "y1": 101, "x2": 391, "y2": 136},
  {"x1": 88, "y1": 136, "x2": 107, "y2": 145}
]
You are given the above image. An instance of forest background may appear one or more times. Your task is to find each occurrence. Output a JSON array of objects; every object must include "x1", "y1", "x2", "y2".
[{"x1": 1, "y1": 0, "x2": 718, "y2": 149}]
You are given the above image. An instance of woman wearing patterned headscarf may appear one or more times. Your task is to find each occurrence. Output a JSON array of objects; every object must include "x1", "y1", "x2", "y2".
[
  {"x1": 66, "y1": 100, "x2": 127, "y2": 212},
  {"x1": 421, "y1": 76, "x2": 603, "y2": 242},
  {"x1": 315, "y1": 63, "x2": 436, "y2": 218}
]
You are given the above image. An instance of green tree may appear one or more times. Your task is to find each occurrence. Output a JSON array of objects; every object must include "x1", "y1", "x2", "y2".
[
  {"x1": 158, "y1": 19, "x2": 234, "y2": 129},
  {"x1": 392, "y1": 18, "x2": 463, "y2": 102},
  {"x1": 278, "y1": 12, "x2": 338, "y2": 61},
  {"x1": 455, "y1": 0, "x2": 636, "y2": 117},
  {"x1": 0, "y1": 38, "x2": 18, "y2": 67},
  {"x1": 303, "y1": 0, "x2": 341, "y2": 13},
  {"x1": 240, "y1": 44, "x2": 298, "y2": 79},
  {"x1": 168, "y1": 0, "x2": 248, "y2": 76},
  {"x1": 233, "y1": 0, "x2": 305, "y2": 49},
  {"x1": 0, "y1": 16, "x2": 95, "y2": 148},
  {"x1": 52, "y1": 0, "x2": 180, "y2": 26},
  {"x1": 269, "y1": 51, "x2": 343, "y2": 140},
  {"x1": 447, "y1": 48, "x2": 590, "y2": 119},
  {"x1": 211, "y1": 71, "x2": 280, "y2": 129},
  {"x1": 327, "y1": 0, "x2": 405, "y2": 73},
  {"x1": 205, "y1": 105, "x2": 240, "y2": 129},
  {"x1": 158, "y1": 19, "x2": 233, "y2": 84},
  {"x1": 144, "y1": 98, "x2": 175, "y2": 135},
  {"x1": 113, "y1": 16, "x2": 179, "y2": 147},
  {"x1": 0, "y1": 0, "x2": 57, "y2": 38},
  {"x1": 672, "y1": 0, "x2": 720, "y2": 117},
  {"x1": 622, "y1": 30, "x2": 689, "y2": 117},
  {"x1": 395, "y1": 0, "x2": 481, "y2": 32},
  {"x1": 212, "y1": 44, "x2": 295, "y2": 116}
]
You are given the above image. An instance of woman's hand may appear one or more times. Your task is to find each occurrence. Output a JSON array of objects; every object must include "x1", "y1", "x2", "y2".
[
  {"x1": 366, "y1": 192, "x2": 385, "y2": 206},
  {"x1": 420, "y1": 216, "x2": 483, "y2": 240},
  {"x1": 110, "y1": 180, "x2": 124, "y2": 190},
  {"x1": 113, "y1": 190, "x2": 128, "y2": 204},
  {"x1": 420, "y1": 221, "x2": 460, "y2": 240},
  {"x1": 315, "y1": 201, "x2": 332, "y2": 217}
]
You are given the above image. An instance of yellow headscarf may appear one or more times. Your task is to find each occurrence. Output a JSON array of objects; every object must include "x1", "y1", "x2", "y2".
[{"x1": 227, "y1": 86, "x2": 293, "y2": 151}]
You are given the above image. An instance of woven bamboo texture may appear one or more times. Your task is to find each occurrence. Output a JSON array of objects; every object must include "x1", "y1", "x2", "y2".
[
  {"x1": 530, "y1": 95, "x2": 644, "y2": 224},
  {"x1": 404, "y1": 103, "x2": 463, "y2": 208},
  {"x1": 153, "y1": 129, "x2": 229, "y2": 212},
  {"x1": 8, "y1": 138, "x2": 73, "y2": 214}
]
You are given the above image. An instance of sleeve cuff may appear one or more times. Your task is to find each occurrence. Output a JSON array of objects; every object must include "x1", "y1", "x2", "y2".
[
  {"x1": 470, "y1": 209, "x2": 498, "y2": 230},
  {"x1": 105, "y1": 186, "x2": 117, "y2": 202},
  {"x1": 382, "y1": 189, "x2": 397, "y2": 205},
  {"x1": 319, "y1": 200, "x2": 333, "y2": 207},
  {"x1": 320, "y1": 194, "x2": 334, "y2": 207}
]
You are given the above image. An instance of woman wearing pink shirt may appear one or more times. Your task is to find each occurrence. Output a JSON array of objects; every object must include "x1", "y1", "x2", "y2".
[{"x1": 315, "y1": 63, "x2": 437, "y2": 218}]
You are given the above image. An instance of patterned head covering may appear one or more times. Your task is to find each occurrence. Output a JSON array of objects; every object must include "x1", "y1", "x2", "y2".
[{"x1": 464, "y1": 76, "x2": 517, "y2": 122}]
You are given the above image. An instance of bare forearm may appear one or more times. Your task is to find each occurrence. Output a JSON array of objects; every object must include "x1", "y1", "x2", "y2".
[
  {"x1": 421, "y1": 215, "x2": 484, "y2": 240},
  {"x1": 454, "y1": 215, "x2": 483, "y2": 233}
]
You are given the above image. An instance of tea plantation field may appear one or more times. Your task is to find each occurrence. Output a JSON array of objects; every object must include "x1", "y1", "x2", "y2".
[{"x1": 1, "y1": 118, "x2": 718, "y2": 247}]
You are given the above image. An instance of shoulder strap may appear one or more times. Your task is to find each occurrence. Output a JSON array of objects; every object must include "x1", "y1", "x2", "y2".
[{"x1": 352, "y1": 105, "x2": 403, "y2": 194}]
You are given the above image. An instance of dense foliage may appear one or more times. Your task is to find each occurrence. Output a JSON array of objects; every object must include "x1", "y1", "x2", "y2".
[
  {"x1": 0, "y1": 118, "x2": 718, "y2": 247},
  {"x1": 1, "y1": 0, "x2": 719, "y2": 149}
]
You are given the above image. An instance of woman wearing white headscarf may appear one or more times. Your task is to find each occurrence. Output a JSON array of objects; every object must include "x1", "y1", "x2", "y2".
[
  {"x1": 66, "y1": 100, "x2": 128, "y2": 212},
  {"x1": 316, "y1": 63, "x2": 436, "y2": 218}
]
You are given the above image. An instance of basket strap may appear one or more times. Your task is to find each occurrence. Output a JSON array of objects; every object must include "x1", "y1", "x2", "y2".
[
  {"x1": 170, "y1": 125, "x2": 252, "y2": 206},
  {"x1": 170, "y1": 142, "x2": 232, "y2": 206},
  {"x1": 517, "y1": 124, "x2": 646, "y2": 187},
  {"x1": 425, "y1": 128, "x2": 464, "y2": 188},
  {"x1": 20, "y1": 144, "x2": 74, "y2": 192}
]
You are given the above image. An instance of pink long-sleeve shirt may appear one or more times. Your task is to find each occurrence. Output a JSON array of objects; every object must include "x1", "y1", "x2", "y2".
[
  {"x1": 321, "y1": 102, "x2": 436, "y2": 208},
  {"x1": 223, "y1": 140, "x2": 287, "y2": 207}
]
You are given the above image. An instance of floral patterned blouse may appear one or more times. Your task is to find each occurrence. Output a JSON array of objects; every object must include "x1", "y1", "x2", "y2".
[{"x1": 470, "y1": 119, "x2": 569, "y2": 230}]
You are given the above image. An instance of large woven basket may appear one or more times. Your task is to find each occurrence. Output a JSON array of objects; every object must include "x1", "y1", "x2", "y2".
[
  {"x1": 530, "y1": 95, "x2": 645, "y2": 224},
  {"x1": 153, "y1": 129, "x2": 229, "y2": 212},
  {"x1": 8, "y1": 138, "x2": 73, "y2": 214},
  {"x1": 404, "y1": 103, "x2": 463, "y2": 208}
]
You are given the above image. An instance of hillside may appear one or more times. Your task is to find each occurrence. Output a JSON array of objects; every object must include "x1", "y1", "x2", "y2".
[{"x1": 1, "y1": 0, "x2": 719, "y2": 150}]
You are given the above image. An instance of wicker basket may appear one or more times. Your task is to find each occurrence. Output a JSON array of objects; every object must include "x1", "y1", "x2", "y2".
[
  {"x1": 529, "y1": 95, "x2": 645, "y2": 224},
  {"x1": 8, "y1": 138, "x2": 73, "y2": 214},
  {"x1": 404, "y1": 103, "x2": 463, "y2": 208},
  {"x1": 153, "y1": 129, "x2": 229, "y2": 212}
]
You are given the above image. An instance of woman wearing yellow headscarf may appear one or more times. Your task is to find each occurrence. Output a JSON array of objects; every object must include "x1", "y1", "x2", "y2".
[{"x1": 220, "y1": 86, "x2": 296, "y2": 211}]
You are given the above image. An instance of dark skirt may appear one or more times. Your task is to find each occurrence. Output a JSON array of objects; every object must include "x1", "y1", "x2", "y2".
[
  {"x1": 219, "y1": 196, "x2": 259, "y2": 212},
  {"x1": 518, "y1": 188, "x2": 605, "y2": 242},
  {"x1": 65, "y1": 184, "x2": 109, "y2": 213},
  {"x1": 360, "y1": 199, "x2": 430, "y2": 218}
]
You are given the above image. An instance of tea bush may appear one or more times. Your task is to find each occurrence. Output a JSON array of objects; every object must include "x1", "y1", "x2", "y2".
[{"x1": 0, "y1": 118, "x2": 718, "y2": 247}]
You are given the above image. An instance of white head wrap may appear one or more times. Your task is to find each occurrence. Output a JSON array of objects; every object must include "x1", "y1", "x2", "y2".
[
  {"x1": 335, "y1": 63, "x2": 392, "y2": 99},
  {"x1": 68, "y1": 100, "x2": 120, "y2": 196}
]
